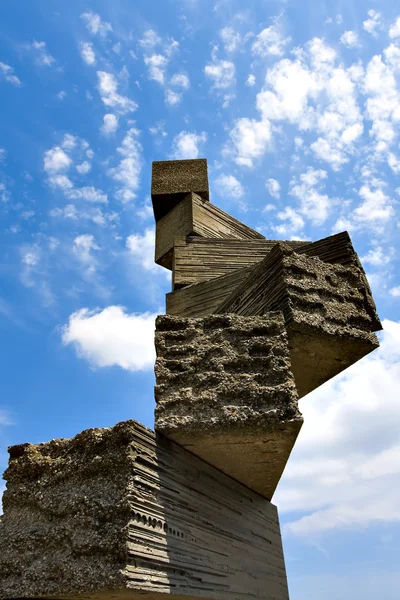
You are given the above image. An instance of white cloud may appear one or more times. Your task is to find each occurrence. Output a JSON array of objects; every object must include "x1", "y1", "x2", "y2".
[
  {"x1": 27, "y1": 40, "x2": 55, "y2": 67},
  {"x1": 170, "y1": 131, "x2": 207, "y2": 159},
  {"x1": 56, "y1": 90, "x2": 67, "y2": 100},
  {"x1": 384, "y1": 43, "x2": 400, "y2": 71},
  {"x1": 61, "y1": 134, "x2": 78, "y2": 152},
  {"x1": 164, "y1": 89, "x2": 182, "y2": 106},
  {"x1": 62, "y1": 306, "x2": 156, "y2": 371},
  {"x1": 361, "y1": 246, "x2": 394, "y2": 266},
  {"x1": 257, "y1": 58, "x2": 320, "y2": 126},
  {"x1": 388, "y1": 152, "x2": 400, "y2": 173},
  {"x1": 363, "y1": 9, "x2": 381, "y2": 37},
  {"x1": 80, "y1": 12, "x2": 113, "y2": 37},
  {"x1": 204, "y1": 59, "x2": 235, "y2": 89},
  {"x1": 0, "y1": 61, "x2": 22, "y2": 86},
  {"x1": 246, "y1": 73, "x2": 256, "y2": 87},
  {"x1": 49, "y1": 204, "x2": 78, "y2": 220},
  {"x1": 389, "y1": 16, "x2": 400, "y2": 39},
  {"x1": 219, "y1": 27, "x2": 241, "y2": 52},
  {"x1": 290, "y1": 167, "x2": 331, "y2": 225},
  {"x1": 255, "y1": 41, "x2": 363, "y2": 169},
  {"x1": 266, "y1": 178, "x2": 281, "y2": 199},
  {"x1": 101, "y1": 113, "x2": 119, "y2": 135},
  {"x1": 340, "y1": 31, "x2": 360, "y2": 48},
  {"x1": 139, "y1": 29, "x2": 162, "y2": 49},
  {"x1": 50, "y1": 204, "x2": 118, "y2": 227},
  {"x1": 0, "y1": 182, "x2": 10, "y2": 203},
  {"x1": 22, "y1": 248, "x2": 39, "y2": 266},
  {"x1": 80, "y1": 42, "x2": 96, "y2": 65},
  {"x1": 353, "y1": 183, "x2": 395, "y2": 229},
  {"x1": 277, "y1": 320, "x2": 400, "y2": 537},
  {"x1": 363, "y1": 55, "x2": 400, "y2": 155},
  {"x1": 0, "y1": 148, "x2": 6, "y2": 162},
  {"x1": 389, "y1": 286, "x2": 400, "y2": 297},
  {"x1": 144, "y1": 54, "x2": 168, "y2": 84},
  {"x1": 73, "y1": 233, "x2": 100, "y2": 277},
  {"x1": 97, "y1": 71, "x2": 137, "y2": 114},
  {"x1": 149, "y1": 121, "x2": 167, "y2": 138},
  {"x1": 66, "y1": 186, "x2": 108, "y2": 204},
  {"x1": 141, "y1": 33, "x2": 179, "y2": 87},
  {"x1": 273, "y1": 206, "x2": 305, "y2": 236},
  {"x1": 126, "y1": 228, "x2": 158, "y2": 272},
  {"x1": 108, "y1": 127, "x2": 142, "y2": 203},
  {"x1": 76, "y1": 161, "x2": 91, "y2": 174},
  {"x1": 225, "y1": 117, "x2": 271, "y2": 167},
  {"x1": 215, "y1": 174, "x2": 244, "y2": 200},
  {"x1": 48, "y1": 174, "x2": 73, "y2": 190},
  {"x1": 43, "y1": 146, "x2": 71, "y2": 173},
  {"x1": 252, "y1": 24, "x2": 291, "y2": 57},
  {"x1": 170, "y1": 72, "x2": 190, "y2": 89}
]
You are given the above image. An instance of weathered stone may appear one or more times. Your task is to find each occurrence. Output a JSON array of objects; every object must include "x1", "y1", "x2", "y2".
[
  {"x1": 172, "y1": 236, "x2": 308, "y2": 289},
  {"x1": 155, "y1": 192, "x2": 264, "y2": 269},
  {"x1": 166, "y1": 266, "x2": 251, "y2": 318},
  {"x1": 155, "y1": 313, "x2": 302, "y2": 500},
  {"x1": 0, "y1": 420, "x2": 289, "y2": 600},
  {"x1": 151, "y1": 159, "x2": 209, "y2": 222},
  {"x1": 217, "y1": 243, "x2": 381, "y2": 397}
]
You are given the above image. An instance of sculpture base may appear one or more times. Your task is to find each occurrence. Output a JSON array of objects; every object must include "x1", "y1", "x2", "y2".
[{"x1": 0, "y1": 420, "x2": 289, "y2": 600}]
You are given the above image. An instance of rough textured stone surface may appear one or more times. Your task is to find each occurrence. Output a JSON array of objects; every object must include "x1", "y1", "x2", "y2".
[
  {"x1": 0, "y1": 420, "x2": 289, "y2": 600},
  {"x1": 155, "y1": 313, "x2": 302, "y2": 500},
  {"x1": 151, "y1": 159, "x2": 209, "y2": 222},
  {"x1": 217, "y1": 243, "x2": 381, "y2": 397}
]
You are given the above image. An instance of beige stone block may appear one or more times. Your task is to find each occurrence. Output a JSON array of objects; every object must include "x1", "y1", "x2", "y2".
[
  {"x1": 166, "y1": 266, "x2": 251, "y2": 317},
  {"x1": 155, "y1": 313, "x2": 302, "y2": 500},
  {"x1": 151, "y1": 159, "x2": 209, "y2": 222},
  {"x1": 172, "y1": 236, "x2": 308, "y2": 289},
  {"x1": 155, "y1": 192, "x2": 264, "y2": 269},
  {"x1": 0, "y1": 421, "x2": 290, "y2": 600},
  {"x1": 217, "y1": 243, "x2": 381, "y2": 397}
]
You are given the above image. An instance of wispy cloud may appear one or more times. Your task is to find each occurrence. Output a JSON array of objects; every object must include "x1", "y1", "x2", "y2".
[
  {"x1": 0, "y1": 61, "x2": 22, "y2": 86},
  {"x1": 80, "y1": 12, "x2": 113, "y2": 37}
]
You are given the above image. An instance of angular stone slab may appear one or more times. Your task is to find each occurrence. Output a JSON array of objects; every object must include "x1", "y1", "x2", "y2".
[
  {"x1": 155, "y1": 313, "x2": 303, "y2": 500},
  {"x1": 156, "y1": 192, "x2": 264, "y2": 269},
  {"x1": 0, "y1": 420, "x2": 290, "y2": 600},
  {"x1": 217, "y1": 243, "x2": 381, "y2": 397},
  {"x1": 166, "y1": 266, "x2": 251, "y2": 318},
  {"x1": 296, "y1": 231, "x2": 363, "y2": 267},
  {"x1": 172, "y1": 236, "x2": 308, "y2": 289},
  {"x1": 152, "y1": 159, "x2": 209, "y2": 222}
]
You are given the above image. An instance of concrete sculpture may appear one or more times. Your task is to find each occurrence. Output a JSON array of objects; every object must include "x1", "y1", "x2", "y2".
[{"x1": 0, "y1": 158, "x2": 382, "y2": 600}]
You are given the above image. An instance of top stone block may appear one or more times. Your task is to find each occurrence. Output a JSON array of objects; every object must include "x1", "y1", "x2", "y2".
[{"x1": 151, "y1": 158, "x2": 209, "y2": 221}]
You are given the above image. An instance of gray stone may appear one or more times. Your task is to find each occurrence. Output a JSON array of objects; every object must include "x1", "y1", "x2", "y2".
[
  {"x1": 0, "y1": 420, "x2": 289, "y2": 600},
  {"x1": 217, "y1": 243, "x2": 381, "y2": 397},
  {"x1": 151, "y1": 159, "x2": 209, "y2": 222},
  {"x1": 155, "y1": 313, "x2": 302, "y2": 500}
]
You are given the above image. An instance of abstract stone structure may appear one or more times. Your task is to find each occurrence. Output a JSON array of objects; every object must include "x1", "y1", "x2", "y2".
[
  {"x1": 155, "y1": 313, "x2": 302, "y2": 499},
  {"x1": 0, "y1": 421, "x2": 289, "y2": 600},
  {"x1": 0, "y1": 157, "x2": 382, "y2": 600}
]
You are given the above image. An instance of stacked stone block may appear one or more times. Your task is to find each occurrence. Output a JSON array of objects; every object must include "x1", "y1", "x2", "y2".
[
  {"x1": 155, "y1": 313, "x2": 302, "y2": 499},
  {"x1": 0, "y1": 421, "x2": 289, "y2": 600},
  {"x1": 0, "y1": 158, "x2": 382, "y2": 600}
]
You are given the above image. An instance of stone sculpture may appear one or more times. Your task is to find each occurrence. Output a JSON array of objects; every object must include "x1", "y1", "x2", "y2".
[{"x1": 0, "y1": 158, "x2": 382, "y2": 600}]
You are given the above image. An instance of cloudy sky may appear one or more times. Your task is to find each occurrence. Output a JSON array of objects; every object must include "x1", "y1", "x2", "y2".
[{"x1": 1, "y1": 1, "x2": 400, "y2": 598}]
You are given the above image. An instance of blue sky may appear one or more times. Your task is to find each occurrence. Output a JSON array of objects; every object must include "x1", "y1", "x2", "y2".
[{"x1": 1, "y1": 1, "x2": 400, "y2": 598}]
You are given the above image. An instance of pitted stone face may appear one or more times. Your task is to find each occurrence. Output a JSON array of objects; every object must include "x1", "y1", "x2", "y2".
[
  {"x1": 154, "y1": 312, "x2": 303, "y2": 500},
  {"x1": 217, "y1": 243, "x2": 381, "y2": 397},
  {"x1": 151, "y1": 158, "x2": 209, "y2": 222},
  {"x1": 0, "y1": 420, "x2": 290, "y2": 600}
]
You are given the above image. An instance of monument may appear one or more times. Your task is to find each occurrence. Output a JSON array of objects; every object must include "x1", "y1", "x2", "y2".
[{"x1": 0, "y1": 158, "x2": 381, "y2": 599}]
